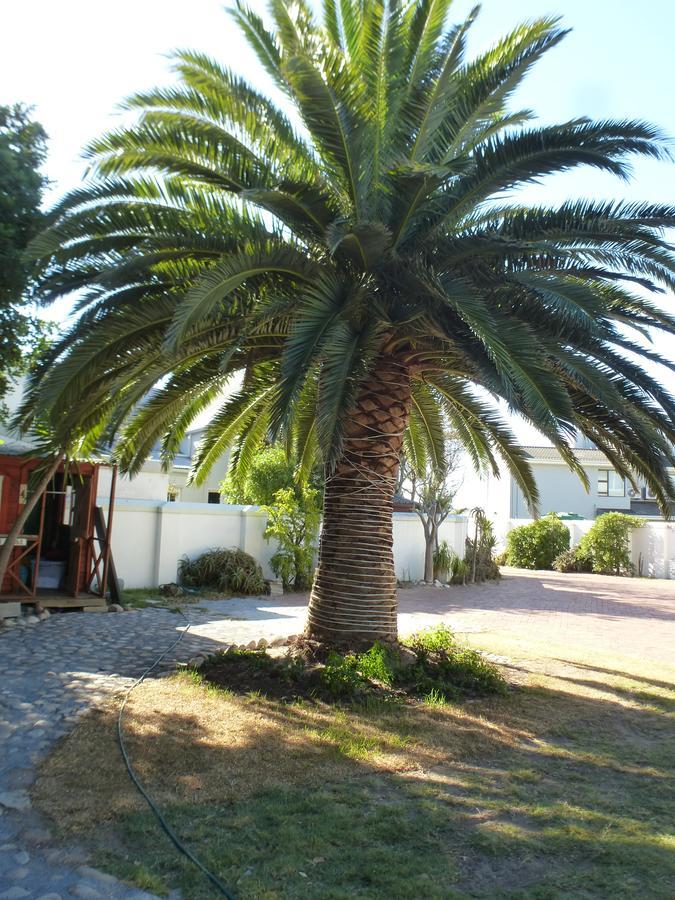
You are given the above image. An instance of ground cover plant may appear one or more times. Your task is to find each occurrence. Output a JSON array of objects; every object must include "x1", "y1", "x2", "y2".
[
  {"x1": 201, "y1": 625, "x2": 506, "y2": 704},
  {"x1": 32, "y1": 623, "x2": 675, "y2": 899},
  {"x1": 178, "y1": 547, "x2": 267, "y2": 595}
]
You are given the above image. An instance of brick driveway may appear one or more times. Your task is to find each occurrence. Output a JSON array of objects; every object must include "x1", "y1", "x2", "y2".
[{"x1": 396, "y1": 568, "x2": 675, "y2": 667}]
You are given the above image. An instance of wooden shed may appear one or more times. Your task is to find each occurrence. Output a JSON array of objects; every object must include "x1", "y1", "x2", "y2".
[{"x1": 0, "y1": 441, "x2": 117, "y2": 609}]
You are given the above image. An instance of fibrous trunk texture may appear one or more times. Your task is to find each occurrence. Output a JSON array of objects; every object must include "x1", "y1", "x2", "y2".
[{"x1": 307, "y1": 358, "x2": 411, "y2": 644}]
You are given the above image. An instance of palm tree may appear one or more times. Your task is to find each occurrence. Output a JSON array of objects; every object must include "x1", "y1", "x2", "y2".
[{"x1": 20, "y1": 0, "x2": 675, "y2": 644}]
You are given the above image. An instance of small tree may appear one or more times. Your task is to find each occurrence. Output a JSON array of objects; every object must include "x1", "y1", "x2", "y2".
[
  {"x1": 398, "y1": 443, "x2": 461, "y2": 583},
  {"x1": 0, "y1": 104, "x2": 52, "y2": 419},
  {"x1": 466, "y1": 508, "x2": 500, "y2": 583},
  {"x1": 262, "y1": 486, "x2": 320, "y2": 591}
]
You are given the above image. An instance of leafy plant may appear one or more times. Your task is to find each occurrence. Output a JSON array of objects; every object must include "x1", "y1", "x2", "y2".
[
  {"x1": 222, "y1": 444, "x2": 321, "y2": 507},
  {"x1": 450, "y1": 556, "x2": 469, "y2": 585},
  {"x1": 405, "y1": 624, "x2": 456, "y2": 655},
  {"x1": 577, "y1": 512, "x2": 643, "y2": 575},
  {"x1": 178, "y1": 547, "x2": 267, "y2": 595},
  {"x1": 262, "y1": 486, "x2": 320, "y2": 591},
  {"x1": 433, "y1": 541, "x2": 455, "y2": 580},
  {"x1": 465, "y1": 510, "x2": 500, "y2": 582},
  {"x1": 552, "y1": 547, "x2": 592, "y2": 573},
  {"x1": 320, "y1": 652, "x2": 369, "y2": 698},
  {"x1": 506, "y1": 515, "x2": 570, "y2": 570}
]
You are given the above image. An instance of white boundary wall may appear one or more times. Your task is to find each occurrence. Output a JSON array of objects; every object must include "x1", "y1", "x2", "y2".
[
  {"x1": 507, "y1": 518, "x2": 675, "y2": 579},
  {"x1": 104, "y1": 498, "x2": 469, "y2": 589}
]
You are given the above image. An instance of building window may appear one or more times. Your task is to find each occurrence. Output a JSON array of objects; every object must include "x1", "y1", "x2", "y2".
[
  {"x1": 598, "y1": 469, "x2": 625, "y2": 497},
  {"x1": 207, "y1": 491, "x2": 221, "y2": 504}
]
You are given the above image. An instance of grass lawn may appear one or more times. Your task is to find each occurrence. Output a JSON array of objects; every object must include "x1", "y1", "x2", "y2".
[{"x1": 33, "y1": 628, "x2": 674, "y2": 898}]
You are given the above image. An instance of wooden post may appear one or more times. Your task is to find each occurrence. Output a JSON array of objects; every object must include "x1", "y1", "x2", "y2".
[{"x1": 101, "y1": 465, "x2": 117, "y2": 599}]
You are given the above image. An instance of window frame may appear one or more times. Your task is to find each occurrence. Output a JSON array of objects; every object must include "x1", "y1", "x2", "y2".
[{"x1": 597, "y1": 469, "x2": 625, "y2": 498}]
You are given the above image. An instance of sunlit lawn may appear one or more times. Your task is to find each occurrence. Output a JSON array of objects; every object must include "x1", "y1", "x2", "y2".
[{"x1": 34, "y1": 628, "x2": 675, "y2": 898}]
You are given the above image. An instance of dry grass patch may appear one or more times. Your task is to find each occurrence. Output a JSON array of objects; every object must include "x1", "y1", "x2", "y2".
[{"x1": 33, "y1": 650, "x2": 675, "y2": 899}]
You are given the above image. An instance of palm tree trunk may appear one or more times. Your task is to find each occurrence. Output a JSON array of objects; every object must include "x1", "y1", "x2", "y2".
[{"x1": 307, "y1": 359, "x2": 411, "y2": 645}]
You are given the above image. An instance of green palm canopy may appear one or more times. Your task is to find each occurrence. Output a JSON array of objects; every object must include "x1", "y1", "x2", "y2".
[{"x1": 21, "y1": 0, "x2": 675, "y2": 642}]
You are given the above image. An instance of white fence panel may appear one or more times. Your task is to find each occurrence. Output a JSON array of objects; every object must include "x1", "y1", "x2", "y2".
[{"x1": 104, "y1": 498, "x2": 469, "y2": 589}]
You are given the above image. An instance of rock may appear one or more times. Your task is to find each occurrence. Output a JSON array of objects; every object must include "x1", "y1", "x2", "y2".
[
  {"x1": 69, "y1": 886, "x2": 103, "y2": 899},
  {"x1": 159, "y1": 582, "x2": 184, "y2": 597},
  {"x1": 256, "y1": 638, "x2": 268, "y2": 650},
  {"x1": 77, "y1": 866, "x2": 119, "y2": 885},
  {"x1": 398, "y1": 647, "x2": 418, "y2": 668},
  {"x1": 246, "y1": 640, "x2": 258, "y2": 651},
  {"x1": 267, "y1": 580, "x2": 284, "y2": 596},
  {"x1": 286, "y1": 634, "x2": 299, "y2": 644},
  {"x1": 13, "y1": 851, "x2": 29, "y2": 865},
  {"x1": 21, "y1": 826, "x2": 51, "y2": 844},
  {"x1": 188, "y1": 656, "x2": 205, "y2": 669},
  {"x1": 5, "y1": 868, "x2": 29, "y2": 881},
  {"x1": 0, "y1": 792, "x2": 31, "y2": 811},
  {"x1": 270, "y1": 636, "x2": 286, "y2": 648},
  {"x1": 38, "y1": 610, "x2": 51, "y2": 620},
  {"x1": 106, "y1": 604, "x2": 124, "y2": 613},
  {"x1": 433, "y1": 579, "x2": 443, "y2": 588},
  {"x1": 26, "y1": 615, "x2": 40, "y2": 624},
  {"x1": 3, "y1": 618, "x2": 18, "y2": 628}
]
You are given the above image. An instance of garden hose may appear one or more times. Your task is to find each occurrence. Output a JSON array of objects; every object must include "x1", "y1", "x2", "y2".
[{"x1": 116, "y1": 607, "x2": 236, "y2": 899}]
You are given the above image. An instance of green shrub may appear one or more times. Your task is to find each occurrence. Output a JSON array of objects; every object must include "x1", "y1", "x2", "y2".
[
  {"x1": 356, "y1": 642, "x2": 398, "y2": 685},
  {"x1": 320, "y1": 652, "x2": 369, "y2": 698},
  {"x1": 494, "y1": 550, "x2": 508, "y2": 566},
  {"x1": 506, "y1": 514, "x2": 570, "y2": 569},
  {"x1": 262, "y1": 486, "x2": 320, "y2": 591},
  {"x1": 418, "y1": 646, "x2": 507, "y2": 696},
  {"x1": 178, "y1": 547, "x2": 267, "y2": 594},
  {"x1": 433, "y1": 541, "x2": 456, "y2": 579},
  {"x1": 405, "y1": 624, "x2": 456, "y2": 654},
  {"x1": 577, "y1": 512, "x2": 642, "y2": 576},
  {"x1": 450, "y1": 555, "x2": 469, "y2": 584},
  {"x1": 552, "y1": 547, "x2": 592, "y2": 573}
]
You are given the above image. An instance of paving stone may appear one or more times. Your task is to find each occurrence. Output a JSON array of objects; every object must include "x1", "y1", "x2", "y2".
[
  {"x1": 0, "y1": 793, "x2": 30, "y2": 811},
  {"x1": 0, "y1": 887, "x2": 31, "y2": 899},
  {"x1": 5, "y1": 867, "x2": 29, "y2": 880}
]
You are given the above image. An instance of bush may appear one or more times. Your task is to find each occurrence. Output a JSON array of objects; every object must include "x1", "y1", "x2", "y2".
[
  {"x1": 577, "y1": 512, "x2": 643, "y2": 576},
  {"x1": 450, "y1": 555, "x2": 468, "y2": 584},
  {"x1": 464, "y1": 510, "x2": 500, "y2": 582},
  {"x1": 433, "y1": 541, "x2": 455, "y2": 580},
  {"x1": 262, "y1": 486, "x2": 320, "y2": 591},
  {"x1": 178, "y1": 547, "x2": 267, "y2": 594},
  {"x1": 506, "y1": 514, "x2": 570, "y2": 569},
  {"x1": 319, "y1": 626, "x2": 507, "y2": 700},
  {"x1": 552, "y1": 547, "x2": 591, "y2": 573}
]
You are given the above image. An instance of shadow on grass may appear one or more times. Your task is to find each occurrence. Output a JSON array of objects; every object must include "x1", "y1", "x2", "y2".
[{"x1": 34, "y1": 669, "x2": 675, "y2": 900}]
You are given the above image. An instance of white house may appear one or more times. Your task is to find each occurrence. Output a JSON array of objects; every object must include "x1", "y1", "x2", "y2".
[
  {"x1": 97, "y1": 425, "x2": 231, "y2": 505},
  {"x1": 454, "y1": 441, "x2": 674, "y2": 542}
]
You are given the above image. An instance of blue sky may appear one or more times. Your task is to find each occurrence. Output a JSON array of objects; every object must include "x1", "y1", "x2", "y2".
[{"x1": 3, "y1": 0, "x2": 674, "y2": 439}]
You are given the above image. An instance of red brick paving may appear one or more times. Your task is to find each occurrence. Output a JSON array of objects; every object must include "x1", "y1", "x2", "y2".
[{"x1": 396, "y1": 568, "x2": 675, "y2": 666}]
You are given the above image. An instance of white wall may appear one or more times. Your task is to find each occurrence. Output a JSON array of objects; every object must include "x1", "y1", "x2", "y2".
[{"x1": 102, "y1": 499, "x2": 469, "y2": 589}]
